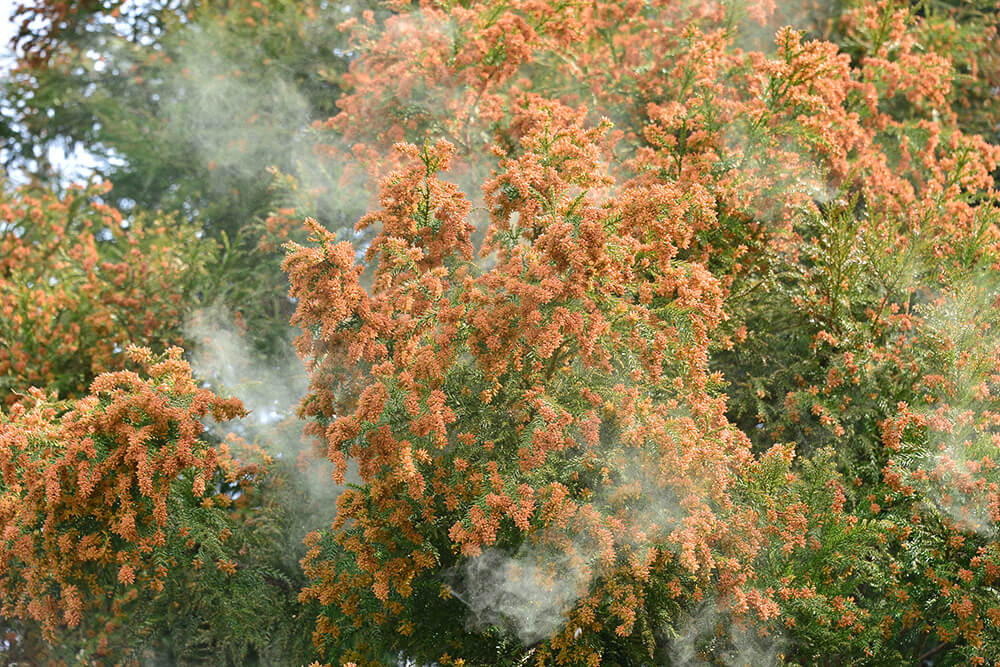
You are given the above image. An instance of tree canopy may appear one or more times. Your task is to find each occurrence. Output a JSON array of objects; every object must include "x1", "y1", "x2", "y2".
[{"x1": 4, "y1": 0, "x2": 1000, "y2": 665}]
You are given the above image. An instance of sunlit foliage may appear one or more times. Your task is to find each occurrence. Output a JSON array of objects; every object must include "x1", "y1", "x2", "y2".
[{"x1": 4, "y1": 0, "x2": 1000, "y2": 665}]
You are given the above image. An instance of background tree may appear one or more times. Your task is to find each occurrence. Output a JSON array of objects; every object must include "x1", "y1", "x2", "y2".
[
  {"x1": 0, "y1": 179, "x2": 214, "y2": 403},
  {"x1": 5, "y1": 0, "x2": 376, "y2": 358}
]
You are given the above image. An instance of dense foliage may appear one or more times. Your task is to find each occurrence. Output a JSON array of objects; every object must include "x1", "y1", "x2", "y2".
[
  {"x1": 0, "y1": 180, "x2": 214, "y2": 403},
  {"x1": 4, "y1": 0, "x2": 1000, "y2": 665}
]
